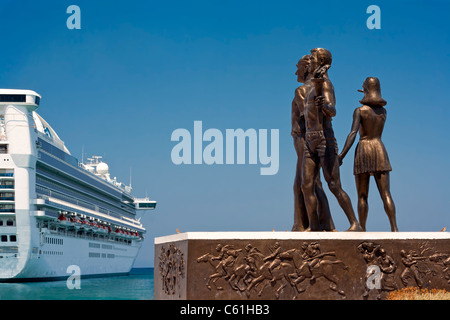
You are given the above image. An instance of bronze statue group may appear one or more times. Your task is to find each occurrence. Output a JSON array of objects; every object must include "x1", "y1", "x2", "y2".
[{"x1": 291, "y1": 48, "x2": 398, "y2": 232}]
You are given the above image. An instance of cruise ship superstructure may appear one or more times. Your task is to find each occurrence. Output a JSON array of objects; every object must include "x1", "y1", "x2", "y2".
[{"x1": 0, "y1": 89, "x2": 156, "y2": 281}]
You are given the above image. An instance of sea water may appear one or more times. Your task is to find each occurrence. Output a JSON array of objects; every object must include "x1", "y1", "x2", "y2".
[{"x1": 0, "y1": 268, "x2": 154, "y2": 300}]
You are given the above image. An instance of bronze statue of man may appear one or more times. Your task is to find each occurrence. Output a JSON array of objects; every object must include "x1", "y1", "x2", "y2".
[
  {"x1": 292, "y1": 55, "x2": 335, "y2": 231},
  {"x1": 338, "y1": 77, "x2": 398, "y2": 232},
  {"x1": 301, "y1": 48, "x2": 362, "y2": 231}
]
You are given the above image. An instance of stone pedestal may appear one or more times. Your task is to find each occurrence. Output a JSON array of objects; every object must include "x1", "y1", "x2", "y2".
[{"x1": 154, "y1": 232, "x2": 450, "y2": 300}]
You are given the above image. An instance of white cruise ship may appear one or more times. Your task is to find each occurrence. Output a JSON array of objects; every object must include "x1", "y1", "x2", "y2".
[{"x1": 0, "y1": 89, "x2": 156, "y2": 281}]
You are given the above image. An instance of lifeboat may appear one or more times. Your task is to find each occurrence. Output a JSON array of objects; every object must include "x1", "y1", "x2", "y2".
[
  {"x1": 97, "y1": 224, "x2": 108, "y2": 234},
  {"x1": 57, "y1": 214, "x2": 72, "y2": 227},
  {"x1": 101, "y1": 224, "x2": 109, "y2": 234},
  {"x1": 81, "y1": 219, "x2": 92, "y2": 231},
  {"x1": 90, "y1": 221, "x2": 100, "y2": 232},
  {"x1": 131, "y1": 231, "x2": 139, "y2": 240},
  {"x1": 113, "y1": 227, "x2": 135, "y2": 239},
  {"x1": 73, "y1": 217, "x2": 82, "y2": 230}
]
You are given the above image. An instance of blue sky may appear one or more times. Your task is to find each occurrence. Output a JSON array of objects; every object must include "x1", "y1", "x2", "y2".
[{"x1": 0, "y1": 0, "x2": 449, "y2": 267}]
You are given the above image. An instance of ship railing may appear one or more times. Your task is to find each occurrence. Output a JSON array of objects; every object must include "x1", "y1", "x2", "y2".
[
  {"x1": 37, "y1": 189, "x2": 96, "y2": 212},
  {"x1": 36, "y1": 197, "x2": 144, "y2": 234},
  {"x1": 47, "y1": 226, "x2": 134, "y2": 246},
  {"x1": 36, "y1": 188, "x2": 134, "y2": 219}
]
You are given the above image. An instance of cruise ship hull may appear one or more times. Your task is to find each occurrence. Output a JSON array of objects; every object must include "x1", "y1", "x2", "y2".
[{"x1": 0, "y1": 214, "x2": 141, "y2": 281}]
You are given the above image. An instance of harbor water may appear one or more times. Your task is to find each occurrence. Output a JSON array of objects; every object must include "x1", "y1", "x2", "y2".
[{"x1": 0, "y1": 268, "x2": 154, "y2": 300}]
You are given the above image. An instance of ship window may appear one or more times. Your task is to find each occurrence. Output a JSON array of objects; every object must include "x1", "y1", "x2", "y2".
[
  {"x1": 1, "y1": 235, "x2": 7, "y2": 242},
  {"x1": 0, "y1": 95, "x2": 26, "y2": 103},
  {"x1": 0, "y1": 220, "x2": 2, "y2": 226},
  {"x1": 138, "y1": 202, "x2": 156, "y2": 209},
  {"x1": 89, "y1": 252, "x2": 101, "y2": 258},
  {"x1": 9, "y1": 235, "x2": 16, "y2": 242},
  {"x1": 6, "y1": 219, "x2": 14, "y2": 226}
]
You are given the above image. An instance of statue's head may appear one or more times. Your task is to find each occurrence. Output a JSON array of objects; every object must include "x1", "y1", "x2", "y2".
[
  {"x1": 295, "y1": 55, "x2": 311, "y2": 83},
  {"x1": 358, "y1": 77, "x2": 387, "y2": 107},
  {"x1": 309, "y1": 48, "x2": 332, "y2": 74}
]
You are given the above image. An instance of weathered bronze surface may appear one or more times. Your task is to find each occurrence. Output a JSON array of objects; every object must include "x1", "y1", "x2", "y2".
[
  {"x1": 156, "y1": 241, "x2": 188, "y2": 299},
  {"x1": 291, "y1": 54, "x2": 335, "y2": 232},
  {"x1": 293, "y1": 48, "x2": 362, "y2": 231},
  {"x1": 154, "y1": 233, "x2": 450, "y2": 300},
  {"x1": 339, "y1": 77, "x2": 398, "y2": 232}
]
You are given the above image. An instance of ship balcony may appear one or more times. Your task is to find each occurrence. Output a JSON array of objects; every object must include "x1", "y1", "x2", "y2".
[
  {"x1": 0, "y1": 170, "x2": 12, "y2": 177},
  {"x1": 31, "y1": 210, "x2": 47, "y2": 217},
  {"x1": 0, "y1": 144, "x2": 8, "y2": 155},
  {"x1": 32, "y1": 198, "x2": 45, "y2": 205},
  {"x1": 33, "y1": 198, "x2": 66, "y2": 211},
  {"x1": 0, "y1": 203, "x2": 14, "y2": 214},
  {"x1": 0, "y1": 212, "x2": 15, "y2": 217},
  {"x1": 31, "y1": 199, "x2": 52, "y2": 218},
  {"x1": 0, "y1": 192, "x2": 14, "y2": 203}
]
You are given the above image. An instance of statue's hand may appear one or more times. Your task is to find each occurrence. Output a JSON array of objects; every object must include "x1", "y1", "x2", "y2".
[
  {"x1": 314, "y1": 96, "x2": 324, "y2": 108},
  {"x1": 313, "y1": 64, "x2": 330, "y2": 79},
  {"x1": 338, "y1": 154, "x2": 344, "y2": 166}
]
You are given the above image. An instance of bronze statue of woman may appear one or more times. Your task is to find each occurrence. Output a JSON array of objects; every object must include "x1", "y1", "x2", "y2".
[{"x1": 339, "y1": 77, "x2": 398, "y2": 232}]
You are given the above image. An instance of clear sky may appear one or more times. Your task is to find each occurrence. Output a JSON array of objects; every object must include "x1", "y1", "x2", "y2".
[{"x1": 0, "y1": 0, "x2": 449, "y2": 267}]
